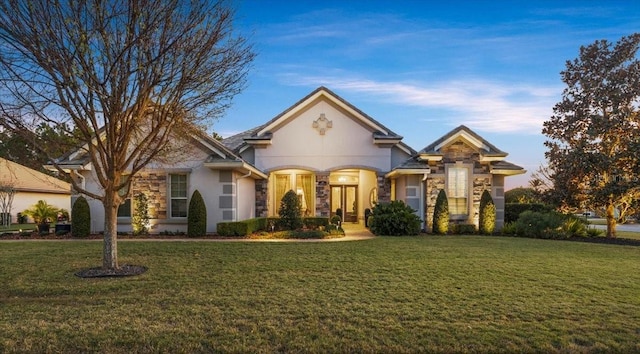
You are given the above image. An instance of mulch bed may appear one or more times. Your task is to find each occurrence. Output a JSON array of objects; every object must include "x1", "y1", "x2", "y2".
[{"x1": 75, "y1": 264, "x2": 148, "y2": 278}]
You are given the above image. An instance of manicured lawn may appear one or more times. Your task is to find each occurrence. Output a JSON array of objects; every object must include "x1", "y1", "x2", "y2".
[{"x1": 1, "y1": 237, "x2": 639, "y2": 353}]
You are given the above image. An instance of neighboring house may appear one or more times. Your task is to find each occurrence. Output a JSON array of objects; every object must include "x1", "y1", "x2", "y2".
[
  {"x1": 53, "y1": 87, "x2": 525, "y2": 233},
  {"x1": 0, "y1": 157, "x2": 71, "y2": 224}
]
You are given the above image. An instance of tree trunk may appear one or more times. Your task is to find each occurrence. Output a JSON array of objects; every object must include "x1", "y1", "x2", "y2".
[
  {"x1": 103, "y1": 196, "x2": 119, "y2": 269},
  {"x1": 605, "y1": 203, "x2": 617, "y2": 239}
]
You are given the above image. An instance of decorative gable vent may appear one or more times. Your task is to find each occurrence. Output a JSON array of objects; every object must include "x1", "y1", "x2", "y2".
[{"x1": 312, "y1": 113, "x2": 332, "y2": 135}]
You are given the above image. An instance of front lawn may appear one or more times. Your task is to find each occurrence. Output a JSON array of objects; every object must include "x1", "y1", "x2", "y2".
[{"x1": 1, "y1": 237, "x2": 639, "y2": 353}]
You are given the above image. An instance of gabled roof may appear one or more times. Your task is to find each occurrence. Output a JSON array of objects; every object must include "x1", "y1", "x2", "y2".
[
  {"x1": 50, "y1": 129, "x2": 267, "y2": 179},
  {"x1": 388, "y1": 125, "x2": 525, "y2": 178},
  {"x1": 0, "y1": 157, "x2": 70, "y2": 194},
  {"x1": 417, "y1": 125, "x2": 507, "y2": 159},
  {"x1": 222, "y1": 86, "x2": 415, "y2": 155}
]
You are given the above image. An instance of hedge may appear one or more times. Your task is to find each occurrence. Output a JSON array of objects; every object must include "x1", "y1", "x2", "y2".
[{"x1": 217, "y1": 217, "x2": 330, "y2": 237}]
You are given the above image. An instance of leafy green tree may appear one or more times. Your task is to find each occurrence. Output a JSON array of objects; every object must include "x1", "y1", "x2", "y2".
[
  {"x1": 542, "y1": 33, "x2": 640, "y2": 238},
  {"x1": 479, "y1": 190, "x2": 496, "y2": 235},
  {"x1": 278, "y1": 190, "x2": 303, "y2": 230},
  {"x1": 0, "y1": 0, "x2": 254, "y2": 270},
  {"x1": 187, "y1": 190, "x2": 207, "y2": 237},
  {"x1": 433, "y1": 189, "x2": 449, "y2": 234},
  {"x1": 71, "y1": 196, "x2": 91, "y2": 238},
  {"x1": 369, "y1": 200, "x2": 421, "y2": 236}
]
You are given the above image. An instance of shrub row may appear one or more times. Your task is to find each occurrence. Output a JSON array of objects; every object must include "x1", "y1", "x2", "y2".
[
  {"x1": 502, "y1": 210, "x2": 601, "y2": 239},
  {"x1": 217, "y1": 217, "x2": 330, "y2": 237}
]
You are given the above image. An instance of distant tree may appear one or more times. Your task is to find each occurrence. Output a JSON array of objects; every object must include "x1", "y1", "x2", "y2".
[
  {"x1": 0, "y1": 184, "x2": 15, "y2": 227},
  {"x1": 479, "y1": 190, "x2": 496, "y2": 235},
  {"x1": 0, "y1": 123, "x2": 79, "y2": 175},
  {"x1": 433, "y1": 190, "x2": 449, "y2": 234},
  {"x1": 0, "y1": 0, "x2": 254, "y2": 270},
  {"x1": 542, "y1": 33, "x2": 640, "y2": 238},
  {"x1": 279, "y1": 190, "x2": 303, "y2": 230},
  {"x1": 504, "y1": 187, "x2": 540, "y2": 204}
]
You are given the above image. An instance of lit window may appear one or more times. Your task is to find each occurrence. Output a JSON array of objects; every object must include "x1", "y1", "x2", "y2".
[
  {"x1": 117, "y1": 175, "x2": 131, "y2": 217},
  {"x1": 170, "y1": 174, "x2": 188, "y2": 218},
  {"x1": 447, "y1": 167, "x2": 468, "y2": 215}
]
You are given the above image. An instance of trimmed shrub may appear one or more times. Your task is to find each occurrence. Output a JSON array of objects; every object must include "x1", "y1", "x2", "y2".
[
  {"x1": 279, "y1": 190, "x2": 303, "y2": 230},
  {"x1": 132, "y1": 193, "x2": 150, "y2": 235},
  {"x1": 330, "y1": 215, "x2": 341, "y2": 225},
  {"x1": 479, "y1": 190, "x2": 496, "y2": 235},
  {"x1": 71, "y1": 196, "x2": 91, "y2": 238},
  {"x1": 369, "y1": 200, "x2": 421, "y2": 236},
  {"x1": 452, "y1": 223, "x2": 476, "y2": 234},
  {"x1": 433, "y1": 190, "x2": 449, "y2": 234},
  {"x1": 188, "y1": 190, "x2": 207, "y2": 237},
  {"x1": 303, "y1": 217, "x2": 329, "y2": 230},
  {"x1": 514, "y1": 210, "x2": 566, "y2": 239},
  {"x1": 217, "y1": 221, "x2": 248, "y2": 237},
  {"x1": 501, "y1": 222, "x2": 517, "y2": 236}
]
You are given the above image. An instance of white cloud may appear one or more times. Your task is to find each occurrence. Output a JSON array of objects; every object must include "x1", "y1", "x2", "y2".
[{"x1": 283, "y1": 74, "x2": 561, "y2": 134}]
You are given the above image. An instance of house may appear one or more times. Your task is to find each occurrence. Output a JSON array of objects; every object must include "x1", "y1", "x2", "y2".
[
  {"x1": 53, "y1": 87, "x2": 525, "y2": 233},
  {"x1": 0, "y1": 157, "x2": 71, "y2": 224}
]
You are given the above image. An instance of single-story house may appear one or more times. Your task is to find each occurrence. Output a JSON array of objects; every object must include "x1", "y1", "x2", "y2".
[
  {"x1": 53, "y1": 87, "x2": 525, "y2": 233},
  {"x1": 0, "y1": 157, "x2": 71, "y2": 224}
]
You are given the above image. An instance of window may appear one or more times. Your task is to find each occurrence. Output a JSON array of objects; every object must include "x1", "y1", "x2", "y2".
[
  {"x1": 274, "y1": 174, "x2": 291, "y2": 211},
  {"x1": 170, "y1": 174, "x2": 188, "y2": 218},
  {"x1": 447, "y1": 166, "x2": 468, "y2": 215},
  {"x1": 272, "y1": 171, "x2": 314, "y2": 216},
  {"x1": 117, "y1": 175, "x2": 131, "y2": 217}
]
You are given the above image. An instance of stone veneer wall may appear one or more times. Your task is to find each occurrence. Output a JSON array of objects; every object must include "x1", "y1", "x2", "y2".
[
  {"x1": 425, "y1": 176, "x2": 445, "y2": 231},
  {"x1": 377, "y1": 173, "x2": 391, "y2": 203},
  {"x1": 255, "y1": 179, "x2": 268, "y2": 217},
  {"x1": 132, "y1": 172, "x2": 167, "y2": 219},
  {"x1": 315, "y1": 172, "x2": 330, "y2": 217}
]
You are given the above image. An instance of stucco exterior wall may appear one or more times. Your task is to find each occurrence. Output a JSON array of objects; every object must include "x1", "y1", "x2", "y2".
[
  {"x1": 255, "y1": 100, "x2": 392, "y2": 172},
  {"x1": 10, "y1": 191, "x2": 70, "y2": 224}
]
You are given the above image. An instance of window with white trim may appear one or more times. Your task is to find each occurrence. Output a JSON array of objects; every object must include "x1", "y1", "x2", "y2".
[
  {"x1": 447, "y1": 166, "x2": 468, "y2": 215},
  {"x1": 169, "y1": 174, "x2": 188, "y2": 218}
]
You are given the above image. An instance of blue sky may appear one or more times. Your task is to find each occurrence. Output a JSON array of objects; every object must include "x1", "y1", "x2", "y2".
[{"x1": 214, "y1": 1, "x2": 640, "y2": 189}]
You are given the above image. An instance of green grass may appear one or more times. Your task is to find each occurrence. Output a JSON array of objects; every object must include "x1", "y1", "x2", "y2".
[
  {"x1": 1, "y1": 237, "x2": 639, "y2": 353},
  {"x1": 0, "y1": 223, "x2": 37, "y2": 232}
]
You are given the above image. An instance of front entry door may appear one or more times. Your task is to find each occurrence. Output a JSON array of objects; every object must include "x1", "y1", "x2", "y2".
[{"x1": 331, "y1": 185, "x2": 357, "y2": 223}]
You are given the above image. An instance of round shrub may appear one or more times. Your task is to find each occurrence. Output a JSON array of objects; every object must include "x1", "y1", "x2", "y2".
[
  {"x1": 369, "y1": 200, "x2": 421, "y2": 236},
  {"x1": 330, "y1": 215, "x2": 341, "y2": 225},
  {"x1": 71, "y1": 196, "x2": 91, "y2": 238},
  {"x1": 279, "y1": 189, "x2": 303, "y2": 230},
  {"x1": 188, "y1": 189, "x2": 207, "y2": 237},
  {"x1": 479, "y1": 190, "x2": 496, "y2": 235},
  {"x1": 433, "y1": 189, "x2": 449, "y2": 234}
]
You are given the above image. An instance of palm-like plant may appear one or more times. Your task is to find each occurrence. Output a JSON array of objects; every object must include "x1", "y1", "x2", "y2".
[{"x1": 23, "y1": 200, "x2": 61, "y2": 225}]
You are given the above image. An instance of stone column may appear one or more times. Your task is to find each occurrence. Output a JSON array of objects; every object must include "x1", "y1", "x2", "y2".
[
  {"x1": 377, "y1": 173, "x2": 391, "y2": 203},
  {"x1": 315, "y1": 172, "x2": 330, "y2": 217},
  {"x1": 255, "y1": 179, "x2": 269, "y2": 217}
]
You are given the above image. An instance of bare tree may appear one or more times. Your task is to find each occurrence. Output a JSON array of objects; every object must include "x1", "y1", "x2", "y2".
[
  {"x1": 0, "y1": 184, "x2": 15, "y2": 227},
  {"x1": 0, "y1": 0, "x2": 254, "y2": 269}
]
